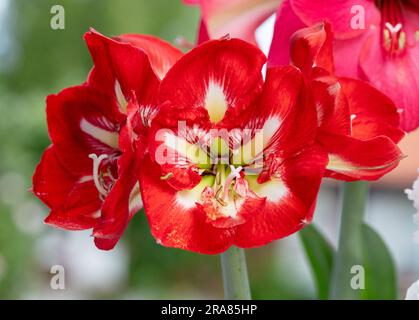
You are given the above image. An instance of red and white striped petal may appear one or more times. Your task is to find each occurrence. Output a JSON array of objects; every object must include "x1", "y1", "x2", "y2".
[
  {"x1": 159, "y1": 38, "x2": 266, "y2": 127},
  {"x1": 47, "y1": 85, "x2": 123, "y2": 175},
  {"x1": 234, "y1": 145, "x2": 327, "y2": 247},
  {"x1": 92, "y1": 149, "x2": 142, "y2": 250},
  {"x1": 139, "y1": 156, "x2": 235, "y2": 254},
  {"x1": 239, "y1": 66, "x2": 317, "y2": 162},
  {"x1": 32, "y1": 146, "x2": 101, "y2": 230},
  {"x1": 319, "y1": 131, "x2": 404, "y2": 181},
  {"x1": 148, "y1": 105, "x2": 213, "y2": 190}
]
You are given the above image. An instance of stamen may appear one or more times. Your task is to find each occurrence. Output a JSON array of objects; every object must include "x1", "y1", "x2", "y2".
[
  {"x1": 379, "y1": 0, "x2": 408, "y2": 56},
  {"x1": 88, "y1": 153, "x2": 109, "y2": 197},
  {"x1": 398, "y1": 31, "x2": 406, "y2": 51},
  {"x1": 223, "y1": 165, "x2": 243, "y2": 199},
  {"x1": 160, "y1": 172, "x2": 174, "y2": 180}
]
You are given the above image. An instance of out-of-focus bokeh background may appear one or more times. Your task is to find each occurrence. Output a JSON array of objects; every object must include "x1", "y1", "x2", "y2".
[{"x1": 0, "y1": 0, "x2": 418, "y2": 299}]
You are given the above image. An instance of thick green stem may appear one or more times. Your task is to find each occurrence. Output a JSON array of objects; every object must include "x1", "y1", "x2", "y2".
[
  {"x1": 329, "y1": 181, "x2": 368, "y2": 299},
  {"x1": 220, "y1": 246, "x2": 251, "y2": 300}
]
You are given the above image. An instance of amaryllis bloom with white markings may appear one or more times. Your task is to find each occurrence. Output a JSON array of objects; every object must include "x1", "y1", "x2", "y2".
[
  {"x1": 138, "y1": 37, "x2": 328, "y2": 254},
  {"x1": 32, "y1": 30, "x2": 182, "y2": 250},
  {"x1": 269, "y1": 0, "x2": 419, "y2": 132},
  {"x1": 285, "y1": 22, "x2": 405, "y2": 180}
]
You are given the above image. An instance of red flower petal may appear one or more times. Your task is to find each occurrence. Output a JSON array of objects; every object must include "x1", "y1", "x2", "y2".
[
  {"x1": 147, "y1": 108, "x2": 210, "y2": 191},
  {"x1": 234, "y1": 144, "x2": 327, "y2": 247},
  {"x1": 310, "y1": 76, "x2": 351, "y2": 135},
  {"x1": 113, "y1": 33, "x2": 183, "y2": 79},
  {"x1": 33, "y1": 146, "x2": 101, "y2": 230},
  {"x1": 245, "y1": 66, "x2": 317, "y2": 158},
  {"x1": 47, "y1": 85, "x2": 122, "y2": 175},
  {"x1": 290, "y1": 22, "x2": 335, "y2": 76},
  {"x1": 92, "y1": 150, "x2": 141, "y2": 250},
  {"x1": 159, "y1": 38, "x2": 266, "y2": 127},
  {"x1": 339, "y1": 77, "x2": 405, "y2": 143},
  {"x1": 84, "y1": 29, "x2": 160, "y2": 108},
  {"x1": 139, "y1": 156, "x2": 235, "y2": 254},
  {"x1": 319, "y1": 131, "x2": 403, "y2": 181}
]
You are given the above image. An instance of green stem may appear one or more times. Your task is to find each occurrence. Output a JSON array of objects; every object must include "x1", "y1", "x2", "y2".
[
  {"x1": 329, "y1": 181, "x2": 368, "y2": 299},
  {"x1": 220, "y1": 246, "x2": 251, "y2": 300}
]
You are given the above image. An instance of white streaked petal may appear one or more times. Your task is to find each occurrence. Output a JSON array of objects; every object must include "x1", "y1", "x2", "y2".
[
  {"x1": 78, "y1": 175, "x2": 93, "y2": 184},
  {"x1": 163, "y1": 132, "x2": 210, "y2": 166},
  {"x1": 129, "y1": 182, "x2": 143, "y2": 214},
  {"x1": 234, "y1": 116, "x2": 281, "y2": 165},
  {"x1": 246, "y1": 175, "x2": 287, "y2": 203},
  {"x1": 80, "y1": 118, "x2": 119, "y2": 149},
  {"x1": 176, "y1": 176, "x2": 214, "y2": 209},
  {"x1": 327, "y1": 154, "x2": 394, "y2": 173},
  {"x1": 262, "y1": 116, "x2": 282, "y2": 147},
  {"x1": 204, "y1": 81, "x2": 228, "y2": 123},
  {"x1": 114, "y1": 80, "x2": 128, "y2": 113}
]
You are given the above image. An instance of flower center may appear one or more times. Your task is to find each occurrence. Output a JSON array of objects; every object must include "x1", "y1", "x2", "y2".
[
  {"x1": 212, "y1": 163, "x2": 243, "y2": 205},
  {"x1": 198, "y1": 162, "x2": 248, "y2": 224},
  {"x1": 376, "y1": 0, "x2": 418, "y2": 57},
  {"x1": 88, "y1": 153, "x2": 118, "y2": 200}
]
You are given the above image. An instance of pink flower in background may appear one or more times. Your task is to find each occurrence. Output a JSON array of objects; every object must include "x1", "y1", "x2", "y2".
[
  {"x1": 269, "y1": 0, "x2": 419, "y2": 132},
  {"x1": 183, "y1": 0, "x2": 281, "y2": 45}
]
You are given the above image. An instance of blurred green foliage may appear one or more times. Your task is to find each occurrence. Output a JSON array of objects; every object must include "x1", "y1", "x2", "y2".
[{"x1": 0, "y1": 0, "x2": 314, "y2": 299}]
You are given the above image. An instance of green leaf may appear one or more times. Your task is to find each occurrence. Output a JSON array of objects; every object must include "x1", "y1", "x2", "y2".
[
  {"x1": 299, "y1": 224, "x2": 335, "y2": 299},
  {"x1": 359, "y1": 223, "x2": 398, "y2": 300}
]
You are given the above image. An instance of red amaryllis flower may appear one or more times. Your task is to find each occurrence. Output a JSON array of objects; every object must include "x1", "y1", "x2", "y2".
[
  {"x1": 285, "y1": 22, "x2": 405, "y2": 180},
  {"x1": 269, "y1": 0, "x2": 419, "y2": 132},
  {"x1": 32, "y1": 30, "x2": 182, "y2": 250},
  {"x1": 138, "y1": 37, "x2": 328, "y2": 254}
]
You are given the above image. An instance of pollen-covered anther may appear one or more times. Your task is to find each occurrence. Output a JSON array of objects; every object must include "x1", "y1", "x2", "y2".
[
  {"x1": 160, "y1": 172, "x2": 174, "y2": 180},
  {"x1": 382, "y1": 22, "x2": 407, "y2": 56}
]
